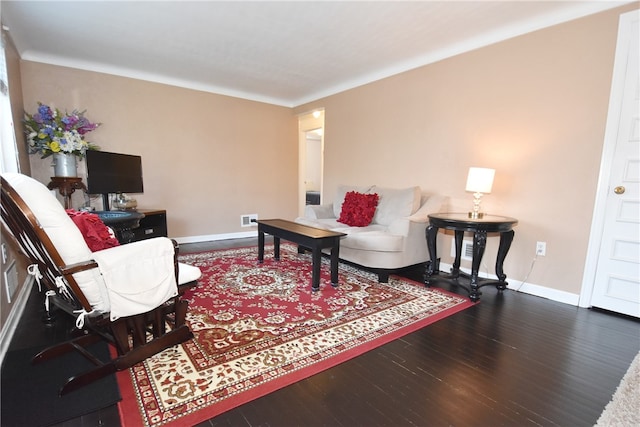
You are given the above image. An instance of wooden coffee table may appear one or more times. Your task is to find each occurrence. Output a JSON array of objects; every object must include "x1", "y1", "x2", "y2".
[{"x1": 257, "y1": 219, "x2": 346, "y2": 292}]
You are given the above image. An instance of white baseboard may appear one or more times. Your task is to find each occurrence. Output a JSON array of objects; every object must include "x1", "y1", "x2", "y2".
[
  {"x1": 0, "y1": 276, "x2": 34, "y2": 366},
  {"x1": 438, "y1": 262, "x2": 580, "y2": 306},
  {"x1": 506, "y1": 279, "x2": 580, "y2": 306},
  {"x1": 173, "y1": 230, "x2": 258, "y2": 245}
]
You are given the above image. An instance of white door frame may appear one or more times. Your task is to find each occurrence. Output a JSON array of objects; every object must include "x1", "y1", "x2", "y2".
[{"x1": 579, "y1": 9, "x2": 639, "y2": 308}]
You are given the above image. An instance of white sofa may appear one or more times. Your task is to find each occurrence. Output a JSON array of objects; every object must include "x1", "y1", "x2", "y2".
[{"x1": 295, "y1": 185, "x2": 446, "y2": 282}]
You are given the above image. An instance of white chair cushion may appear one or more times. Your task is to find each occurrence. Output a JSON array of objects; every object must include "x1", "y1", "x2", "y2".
[
  {"x1": 178, "y1": 262, "x2": 202, "y2": 285},
  {"x1": 2, "y1": 172, "x2": 110, "y2": 312}
]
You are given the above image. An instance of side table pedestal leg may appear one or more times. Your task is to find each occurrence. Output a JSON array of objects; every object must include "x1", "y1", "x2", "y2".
[
  {"x1": 495, "y1": 230, "x2": 515, "y2": 291},
  {"x1": 424, "y1": 225, "x2": 438, "y2": 287},
  {"x1": 469, "y1": 230, "x2": 487, "y2": 302}
]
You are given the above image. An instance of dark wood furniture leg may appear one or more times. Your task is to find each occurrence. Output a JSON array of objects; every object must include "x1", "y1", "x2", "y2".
[
  {"x1": 274, "y1": 236, "x2": 281, "y2": 260},
  {"x1": 452, "y1": 230, "x2": 464, "y2": 281},
  {"x1": 312, "y1": 247, "x2": 322, "y2": 291},
  {"x1": 469, "y1": 230, "x2": 488, "y2": 302},
  {"x1": 495, "y1": 230, "x2": 515, "y2": 291},
  {"x1": 424, "y1": 224, "x2": 438, "y2": 286},
  {"x1": 258, "y1": 228, "x2": 265, "y2": 263},
  {"x1": 330, "y1": 240, "x2": 340, "y2": 287}
]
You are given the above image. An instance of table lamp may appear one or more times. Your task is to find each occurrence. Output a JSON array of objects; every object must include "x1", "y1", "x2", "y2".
[{"x1": 465, "y1": 167, "x2": 495, "y2": 219}]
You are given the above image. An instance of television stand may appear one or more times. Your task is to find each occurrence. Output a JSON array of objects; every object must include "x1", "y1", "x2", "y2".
[
  {"x1": 133, "y1": 209, "x2": 168, "y2": 242},
  {"x1": 96, "y1": 210, "x2": 144, "y2": 244},
  {"x1": 95, "y1": 209, "x2": 167, "y2": 244}
]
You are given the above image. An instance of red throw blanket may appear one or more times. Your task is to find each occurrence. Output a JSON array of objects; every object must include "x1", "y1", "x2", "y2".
[{"x1": 66, "y1": 210, "x2": 120, "y2": 251}]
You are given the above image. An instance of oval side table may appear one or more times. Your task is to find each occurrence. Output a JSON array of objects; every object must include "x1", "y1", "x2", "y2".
[{"x1": 425, "y1": 212, "x2": 518, "y2": 302}]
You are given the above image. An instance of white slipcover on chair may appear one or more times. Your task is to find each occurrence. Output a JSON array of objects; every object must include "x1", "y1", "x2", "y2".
[
  {"x1": 0, "y1": 172, "x2": 200, "y2": 395},
  {"x1": 2, "y1": 172, "x2": 201, "y2": 320}
]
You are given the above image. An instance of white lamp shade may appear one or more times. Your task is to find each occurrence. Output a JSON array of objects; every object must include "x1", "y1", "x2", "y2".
[{"x1": 466, "y1": 167, "x2": 495, "y2": 193}]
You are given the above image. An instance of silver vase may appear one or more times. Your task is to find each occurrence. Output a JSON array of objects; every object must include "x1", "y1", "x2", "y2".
[{"x1": 52, "y1": 153, "x2": 78, "y2": 177}]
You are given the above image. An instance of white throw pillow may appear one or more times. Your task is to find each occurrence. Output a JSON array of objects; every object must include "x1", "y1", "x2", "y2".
[{"x1": 371, "y1": 186, "x2": 421, "y2": 226}]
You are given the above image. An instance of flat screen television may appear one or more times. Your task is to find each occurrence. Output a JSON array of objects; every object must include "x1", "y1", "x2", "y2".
[{"x1": 86, "y1": 150, "x2": 143, "y2": 210}]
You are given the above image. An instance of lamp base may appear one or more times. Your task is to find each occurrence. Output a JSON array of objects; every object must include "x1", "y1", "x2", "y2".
[{"x1": 468, "y1": 211, "x2": 484, "y2": 219}]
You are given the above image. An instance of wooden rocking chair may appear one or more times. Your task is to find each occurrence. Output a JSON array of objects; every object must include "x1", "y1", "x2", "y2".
[{"x1": 1, "y1": 172, "x2": 201, "y2": 395}]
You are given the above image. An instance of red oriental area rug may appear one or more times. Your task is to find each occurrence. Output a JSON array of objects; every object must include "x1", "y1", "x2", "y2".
[{"x1": 117, "y1": 244, "x2": 474, "y2": 426}]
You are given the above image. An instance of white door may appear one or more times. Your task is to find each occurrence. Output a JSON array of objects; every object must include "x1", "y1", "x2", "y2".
[{"x1": 585, "y1": 11, "x2": 639, "y2": 317}]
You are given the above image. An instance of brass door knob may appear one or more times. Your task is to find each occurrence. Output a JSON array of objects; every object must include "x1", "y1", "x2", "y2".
[{"x1": 614, "y1": 186, "x2": 626, "y2": 194}]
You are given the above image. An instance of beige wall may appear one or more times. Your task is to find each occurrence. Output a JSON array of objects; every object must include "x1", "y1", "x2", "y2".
[
  {"x1": 8, "y1": 3, "x2": 638, "y2": 304},
  {"x1": 20, "y1": 64, "x2": 299, "y2": 238},
  {"x1": 295, "y1": 4, "x2": 638, "y2": 297}
]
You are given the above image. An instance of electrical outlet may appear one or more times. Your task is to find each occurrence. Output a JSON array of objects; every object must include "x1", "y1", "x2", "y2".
[{"x1": 536, "y1": 241, "x2": 546, "y2": 256}]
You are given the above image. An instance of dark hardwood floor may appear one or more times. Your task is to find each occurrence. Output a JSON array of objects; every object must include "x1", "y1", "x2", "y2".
[{"x1": 3, "y1": 237, "x2": 638, "y2": 426}]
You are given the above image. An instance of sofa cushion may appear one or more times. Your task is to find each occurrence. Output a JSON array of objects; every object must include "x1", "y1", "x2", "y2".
[
  {"x1": 372, "y1": 186, "x2": 421, "y2": 226},
  {"x1": 409, "y1": 194, "x2": 447, "y2": 222},
  {"x1": 338, "y1": 191, "x2": 379, "y2": 227},
  {"x1": 339, "y1": 228, "x2": 404, "y2": 252},
  {"x1": 332, "y1": 185, "x2": 374, "y2": 218},
  {"x1": 295, "y1": 217, "x2": 403, "y2": 252}
]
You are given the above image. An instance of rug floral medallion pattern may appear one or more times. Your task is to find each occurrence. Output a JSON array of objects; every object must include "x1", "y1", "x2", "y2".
[{"x1": 120, "y1": 244, "x2": 473, "y2": 426}]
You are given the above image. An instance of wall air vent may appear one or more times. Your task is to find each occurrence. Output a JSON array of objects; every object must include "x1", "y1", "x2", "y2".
[
  {"x1": 451, "y1": 239, "x2": 473, "y2": 261},
  {"x1": 241, "y1": 214, "x2": 258, "y2": 227}
]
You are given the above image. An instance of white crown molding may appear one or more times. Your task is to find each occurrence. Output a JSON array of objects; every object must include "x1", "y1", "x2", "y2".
[
  {"x1": 16, "y1": 1, "x2": 634, "y2": 108},
  {"x1": 293, "y1": 1, "x2": 635, "y2": 106}
]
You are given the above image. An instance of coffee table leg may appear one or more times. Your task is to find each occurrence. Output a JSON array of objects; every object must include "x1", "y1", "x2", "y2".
[
  {"x1": 258, "y1": 228, "x2": 265, "y2": 263},
  {"x1": 311, "y1": 248, "x2": 321, "y2": 292},
  {"x1": 274, "y1": 237, "x2": 280, "y2": 261},
  {"x1": 330, "y1": 243, "x2": 340, "y2": 287}
]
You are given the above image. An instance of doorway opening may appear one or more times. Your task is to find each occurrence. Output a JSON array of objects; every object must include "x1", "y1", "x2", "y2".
[
  {"x1": 305, "y1": 128, "x2": 322, "y2": 205},
  {"x1": 298, "y1": 110, "x2": 324, "y2": 216}
]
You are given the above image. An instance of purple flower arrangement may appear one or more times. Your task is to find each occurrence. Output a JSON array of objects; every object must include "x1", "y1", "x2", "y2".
[{"x1": 24, "y1": 102, "x2": 101, "y2": 158}]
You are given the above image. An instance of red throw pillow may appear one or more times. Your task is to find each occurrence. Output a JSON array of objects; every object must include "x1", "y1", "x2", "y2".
[
  {"x1": 337, "y1": 191, "x2": 379, "y2": 227},
  {"x1": 66, "y1": 210, "x2": 120, "y2": 252}
]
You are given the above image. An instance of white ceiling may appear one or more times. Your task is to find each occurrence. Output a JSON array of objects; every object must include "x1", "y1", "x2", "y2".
[{"x1": 1, "y1": 1, "x2": 631, "y2": 107}]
